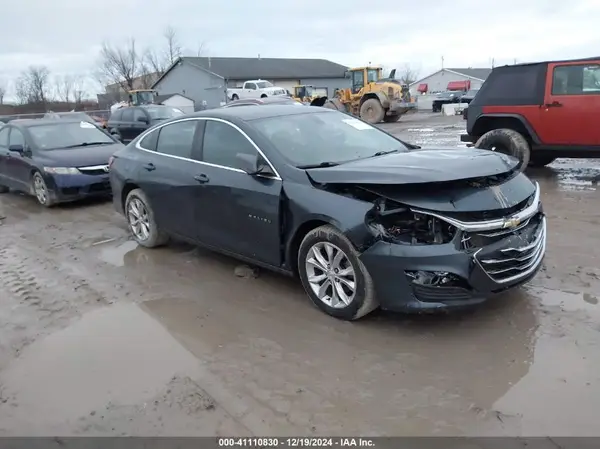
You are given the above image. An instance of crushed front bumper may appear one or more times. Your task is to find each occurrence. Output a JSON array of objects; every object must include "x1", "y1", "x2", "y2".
[{"x1": 359, "y1": 186, "x2": 546, "y2": 312}]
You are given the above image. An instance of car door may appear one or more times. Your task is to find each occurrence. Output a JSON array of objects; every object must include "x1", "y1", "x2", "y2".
[
  {"x1": 194, "y1": 118, "x2": 282, "y2": 266},
  {"x1": 120, "y1": 108, "x2": 135, "y2": 142},
  {"x1": 4, "y1": 128, "x2": 33, "y2": 191},
  {"x1": 245, "y1": 82, "x2": 258, "y2": 99},
  {"x1": 131, "y1": 108, "x2": 150, "y2": 139},
  {"x1": 0, "y1": 126, "x2": 10, "y2": 185},
  {"x1": 135, "y1": 119, "x2": 204, "y2": 239},
  {"x1": 540, "y1": 62, "x2": 600, "y2": 145}
]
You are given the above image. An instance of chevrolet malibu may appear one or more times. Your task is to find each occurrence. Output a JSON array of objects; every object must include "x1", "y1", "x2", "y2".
[
  {"x1": 0, "y1": 119, "x2": 123, "y2": 206},
  {"x1": 109, "y1": 105, "x2": 546, "y2": 320}
]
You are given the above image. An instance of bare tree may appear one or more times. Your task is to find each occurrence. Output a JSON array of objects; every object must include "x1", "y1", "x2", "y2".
[
  {"x1": 164, "y1": 26, "x2": 182, "y2": 66},
  {"x1": 15, "y1": 66, "x2": 51, "y2": 105},
  {"x1": 54, "y1": 74, "x2": 76, "y2": 104},
  {"x1": 143, "y1": 26, "x2": 185, "y2": 78},
  {"x1": 0, "y1": 84, "x2": 5, "y2": 105},
  {"x1": 397, "y1": 64, "x2": 420, "y2": 85},
  {"x1": 196, "y1": 41, "x2": 208, "y2": 57},
  {"x1": 97, "y1": 39, "x2": 141, "y2": 92}
]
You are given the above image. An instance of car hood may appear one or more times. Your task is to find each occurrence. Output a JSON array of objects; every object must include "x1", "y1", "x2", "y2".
[
  {"x1": 306, "y1": 148, "x2": 518, "y2": 185},
  {"x1": 306, "y1": 148, "x2": 533, "y2": 213},
  {"x1": 35, "y1": 142, "x2": 124, "y2": 167}
]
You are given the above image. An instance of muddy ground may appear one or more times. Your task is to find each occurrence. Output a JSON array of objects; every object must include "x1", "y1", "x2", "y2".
[{"x1": 0, "y1": 113, "x2": 599, "y2": 437}]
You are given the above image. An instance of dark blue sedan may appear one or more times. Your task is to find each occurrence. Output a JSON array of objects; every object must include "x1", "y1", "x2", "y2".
[{"x1": 0, "y1": 118, "x2": 124, "y2": 207}]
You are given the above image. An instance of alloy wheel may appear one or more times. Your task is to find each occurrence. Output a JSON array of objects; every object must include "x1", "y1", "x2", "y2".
[
  {"x1": 304, "y1": 242, "x2": 356, "y2": 308},
  {"x1": 127, "y1": 197, "x2": 151, "y2": 241},
  {"x1": 33, "y1": 173, "x2": 48, "y2": 205}
]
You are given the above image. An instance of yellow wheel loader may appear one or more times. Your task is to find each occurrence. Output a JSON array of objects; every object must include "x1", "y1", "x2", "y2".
[{"x1": 322, "y1": 67, "x2": 415, "y2": 124}]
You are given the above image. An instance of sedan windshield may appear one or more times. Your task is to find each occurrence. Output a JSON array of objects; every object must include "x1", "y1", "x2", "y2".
[
  {"x1": 28, "y1": 122, "x2": 115, "y2": 150},
  {"x1": 251, "y1": 111, "x2": 408, "y2": 167},
  {"x1": 144, "y1": 106, "x2": 184, "y2": 120}
]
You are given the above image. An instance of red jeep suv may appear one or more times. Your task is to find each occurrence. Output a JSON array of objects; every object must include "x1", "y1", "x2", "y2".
[{"x1": 461, "y1": 56, "x2": 600, "y2": 169}]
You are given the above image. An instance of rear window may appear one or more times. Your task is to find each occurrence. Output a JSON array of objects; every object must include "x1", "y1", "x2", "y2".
[{"x1": 472, "y1": 64, "x2": 546, "y2": 106}]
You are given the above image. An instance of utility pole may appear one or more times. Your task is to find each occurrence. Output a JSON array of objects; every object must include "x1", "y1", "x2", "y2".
[
  {"x1": 491, "y1": 58, "x2": 495, "y2": 68},
  {"x1": 441, "y1": 56, "x2": 444, "y2": 69}
]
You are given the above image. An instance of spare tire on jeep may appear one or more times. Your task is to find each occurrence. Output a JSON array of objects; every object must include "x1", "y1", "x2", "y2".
[{"x1": 474, "y1": 128, "x2": 531, "y2": 172}]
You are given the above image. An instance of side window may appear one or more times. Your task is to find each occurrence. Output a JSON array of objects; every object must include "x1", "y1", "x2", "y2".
[
  {"x1": 132, "y1": 108, "x2": 147, "y2": 122},
  {"x1": 0, "y1": 127, "x2": 10, "y2": 147},
  {"x1": 138, "y1": 130, "x2": 158, "y2": 151},
  {"x1": 9, "y1": 129, "x2": 25, "y2": 147},
  {"x1": 156, "y1": 120, "x2": 197, "y2": 159},
  {"x1": 552, "y1": 64, "x2": 600, "y2": 95},
  {"x1": 202, "y1": 121, "x2": 257, "y2": 170},
  {"x1": 246, "y1": 83, "x2": 257, "y2": 90},
  {"x1": 121, "y1": 108, "x2": 134, "y2": 122}
]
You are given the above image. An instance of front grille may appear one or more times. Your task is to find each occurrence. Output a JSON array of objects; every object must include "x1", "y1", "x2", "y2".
[
  {"x1": 78, "y1": 165, "x2": 109, "y2": 176},
  {"x1": 474, "y1": 217, "x2": 546, "y2": 284}
]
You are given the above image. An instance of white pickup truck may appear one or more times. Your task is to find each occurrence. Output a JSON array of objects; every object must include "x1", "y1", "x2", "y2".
[{"x1": 227, "y1": 80, "x2": 288, "y2": 101}]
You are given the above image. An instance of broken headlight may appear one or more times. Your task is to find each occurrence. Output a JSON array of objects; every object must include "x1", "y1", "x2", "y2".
[{"x1": 369, "y1": 209, "x2": 457, "y2": 245}]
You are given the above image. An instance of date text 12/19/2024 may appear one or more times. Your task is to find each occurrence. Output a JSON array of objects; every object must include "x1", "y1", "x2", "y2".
[{"x1": 218, "y1": 438, "x2": 376, "y2": 447}]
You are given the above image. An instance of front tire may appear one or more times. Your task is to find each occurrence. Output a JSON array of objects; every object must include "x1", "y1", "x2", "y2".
[
  {"x1": 475, "y1": 128, "x2": 531, "y2": 172},
  {"x1": 383, "y1": 114, "x2": 400, "y2": 123},
  {"x1": 125, "y1": 189, "x2": 168, "y2": 248},
  {"x1": 360, "y1": 98, "x2": 385, "y2": 123},
  {"x1": 298, "y1": 225, "x2": 378, "y2": 320},
  {"x1": 31, "y1": 171, "x2": 55, "y2": 207}
]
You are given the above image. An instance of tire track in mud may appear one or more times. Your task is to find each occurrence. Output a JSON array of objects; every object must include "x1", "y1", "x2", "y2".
[{"x1": 0, "y1": 242, "x2": 111, "y2": 367}]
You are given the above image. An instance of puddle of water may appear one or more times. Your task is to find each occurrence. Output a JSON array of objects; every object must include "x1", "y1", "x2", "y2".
[
  {"x1": 493, "y1": 289, "x2": 600, "y2": 436},
  {"x1": 406, "y1": 128, "x2": 435, "y2": 132},
  {"x1": 98, "y1": 240, "x2": 139, "y2": 267},
  {"x1": 0, "y1": 304, "x2": 202, "y2": 428}
]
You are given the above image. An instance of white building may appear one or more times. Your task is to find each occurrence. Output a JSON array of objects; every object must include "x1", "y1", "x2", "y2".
[
  {"x1": 155, "y1": 94, "x2": 195, "y2": 114},
  {"x1": 410, "y1": 68, "x2": 492, "y2": 96}
]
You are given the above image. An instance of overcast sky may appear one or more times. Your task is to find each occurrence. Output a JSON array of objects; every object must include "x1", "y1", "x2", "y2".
[{"x1": 1, "y1": 0, "x2": 599, "y2": 100}]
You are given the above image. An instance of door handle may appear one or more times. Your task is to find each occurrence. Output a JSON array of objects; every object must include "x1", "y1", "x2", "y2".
[
  {"x1": 194, "y1": 174, "x2": 209, "y2": 183},
  {"x1": 544, "y1": 101, "x2": 562, "y2": 107},
  {"x1": 142, "y1": 162, "x2": 156, "y2": 171}
]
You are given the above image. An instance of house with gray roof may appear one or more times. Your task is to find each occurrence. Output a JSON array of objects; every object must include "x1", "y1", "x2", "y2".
[
  {"x1": 152, "y1": 56, "x2": 350, "y2": 109},
  {"x1": 409, "y1": 67, "x2": 493, "y2": 96}
]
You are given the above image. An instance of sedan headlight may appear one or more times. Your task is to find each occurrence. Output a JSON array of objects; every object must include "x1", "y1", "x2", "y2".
[
  {"x1": 368, "y1": 208, "x2": 457, "y2": 245},
  {"x1": 43, "y1": 167, "x2": 80, "y2": 175}
]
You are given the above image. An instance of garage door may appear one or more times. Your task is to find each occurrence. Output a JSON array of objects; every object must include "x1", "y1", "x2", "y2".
[{"x1": 269, "y1": 80, "x2": 300, "y2": 91}]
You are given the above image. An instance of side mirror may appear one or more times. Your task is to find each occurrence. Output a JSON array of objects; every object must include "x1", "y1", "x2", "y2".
[
  {"x1": 137, "y1": 116, "x2": 148, "y2": 123},
  {"x1": 236, "y1": 153, "x2": 276, "y2": 177},
  {"x1": 9, "y1": 144, "x2": 24, "y2": 153}
]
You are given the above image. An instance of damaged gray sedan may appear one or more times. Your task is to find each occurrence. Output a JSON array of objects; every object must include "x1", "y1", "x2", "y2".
[{"x1": 110, "y1": 105, "x2": 546, "y2": 321}]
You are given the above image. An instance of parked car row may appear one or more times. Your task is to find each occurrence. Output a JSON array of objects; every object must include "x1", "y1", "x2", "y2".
[{"x1": 0, "y1": 102, "x2": 546, "y2": 321}]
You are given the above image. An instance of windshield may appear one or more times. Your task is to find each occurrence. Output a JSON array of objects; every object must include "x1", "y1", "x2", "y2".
[
  {"x1": 28, "y1": 122, "x2": 114, "y2": 150},
  {"x1": 252, "y1": 111, "x2": 408, "y2": 167},
  {"x1": 256, "y1": 81, "x2": 273, "y2": 89},
  {"x1": 144, "y1": 106, "x2": 184, "y2": 120}
]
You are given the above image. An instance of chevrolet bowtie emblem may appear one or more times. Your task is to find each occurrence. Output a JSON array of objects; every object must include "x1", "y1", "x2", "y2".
[{"x1": 502, "y1": 217, "x2": 521, "y2": 228}]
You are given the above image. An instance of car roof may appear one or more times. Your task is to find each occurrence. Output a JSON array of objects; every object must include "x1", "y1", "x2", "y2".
[
  {"x1": 192, "y1": 104, "x2": 332, "y2": 121},
  {"x1": 10, "y1": 118, "x2": 94, "y2": 128},
  {"x1": 223, "y1": 97, "x2": 299, "y2": 107}
]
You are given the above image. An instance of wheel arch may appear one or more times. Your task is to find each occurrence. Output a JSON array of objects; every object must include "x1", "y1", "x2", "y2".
[
  {"x1": 359, "y1": 92, "x2": 388, "y2": 109},
  {"x1": 121, "y1": 182, "x2": 140, "y2": 213},
  {"x1": 285, "y1": 216, "x2": 344, "y2": 276},
  {"x1": 472, "y1": 114, "x2": 540, "y2": 144}
]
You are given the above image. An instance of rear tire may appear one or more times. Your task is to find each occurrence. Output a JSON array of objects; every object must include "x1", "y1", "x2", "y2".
[
  {"x1": 124, "y1": 189, "x2": 169, "y2": 248},
  {"x1": 383, "y1": 114, "x2": 400, "y2": 123},
  {"x1": 260, "y1": 94, "x2": 268, "y2": 98},
  {"x1": 231, "y1": 94, "x2": 239, "y2": 101},
  {"x1": 0, "y1": 184, "x2": 8, "y2": 194},
  {"x1": 297, "y1": 225, "x2": 378, "y2": 321},
  {"x1": 475, "y1": 128, "x2": 531, "y2": 172},
  {"x1": 360, "y1": 98, "x2": 385, "y2": 123},
  {"x1": 529, "y1": 154, "x2": 556, "y2": 167}
]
